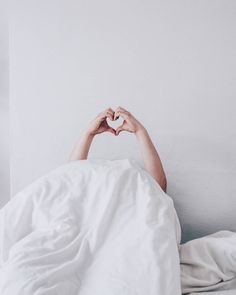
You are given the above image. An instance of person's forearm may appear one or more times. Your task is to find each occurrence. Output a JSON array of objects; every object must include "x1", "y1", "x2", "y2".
[
  {"x1": 136, "y1": 128, "x2": 167, "y2": 191},
  {"x1": 69, "y1": 131, "x2": 94, "y2": 161}
]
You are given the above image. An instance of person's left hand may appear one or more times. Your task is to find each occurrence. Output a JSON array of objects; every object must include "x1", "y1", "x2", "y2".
[{"x1": 114, "y1": 107, "x2": 144, "y2": 135}]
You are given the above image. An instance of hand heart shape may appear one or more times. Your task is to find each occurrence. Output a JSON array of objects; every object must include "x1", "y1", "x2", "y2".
[
  {"x1": 88, "y1": 107, "x2": 140, "y2": 136},
  {"x1": 107, "y1": 116, "x2": 124, "y2": 131}
]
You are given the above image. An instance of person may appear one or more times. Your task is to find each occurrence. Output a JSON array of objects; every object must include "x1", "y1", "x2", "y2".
[{"x1": 69, "y1": 107, "x2": 167, "y2": 192}]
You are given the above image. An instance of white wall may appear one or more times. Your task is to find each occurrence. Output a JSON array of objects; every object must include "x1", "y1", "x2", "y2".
[
  {"x1": 0, "y1": 0, "x2": 9, "y2": 208},
  {"x1": 10, "y1": 0, "x2": 236, "y2": 242}
]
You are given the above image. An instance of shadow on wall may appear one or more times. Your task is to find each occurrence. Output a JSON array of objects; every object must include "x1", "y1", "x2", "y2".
[
  {"x1": 0, "y1": 108, "x2": 9, "y2": 208},
  {"x1": 162, "y1": 133, "x2": 236, "y2": 243},
  {"x1": 0, "y1": 1, "x2": 10, "y2": 208}
]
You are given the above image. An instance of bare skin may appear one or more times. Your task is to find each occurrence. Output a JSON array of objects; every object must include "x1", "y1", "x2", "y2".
[{"x1": 69, "y1": 107, "x2": 167, "y2": 192}]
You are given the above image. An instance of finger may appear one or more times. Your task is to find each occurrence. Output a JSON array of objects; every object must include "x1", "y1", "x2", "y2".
[
  {"x1": 115, "y1": 110, "x2": 130, "y2": 121},
  {"x1": 116, "y1": 129, "x2": 124, "y2": 136},
  {"x1": 114, "y1": 107, "x2": 121, "y2": 119},
  {"x1": 106, "y1": 108, "x2": 115, "y2": 116},
  {"x1": 114, "y1": 106, "x2": 124, "y2": 119},
  {"x1": 115, "y1": 106, "x2": 130, "y2": 117},
  {"x1": 105, "y1": 107, "x2": 114, "y2": 116},
  {"x1": 116, "y1": 124, "x2": 125, "y2": 135},
  {"x1": 107, "y1": 127, "x2": 116, "y2": 135},
  {"x1": 100, "y1": 110, "x2": 114, "y2": 121},
  {"x1": 107, "y1": 107, "x2": 115, "y2": 114},
  {"x1": 100, "y1": 110, "x2": 112, "y2": 119},
  {"x1": 116, "y1": 106, "x2": 129, "y2": 113},
  {"x1": 114, "y1": 112, "x2": 119, "y2": 120},
  {"x1": 106, "y1": 108, "x2": 115, "y2": 120},
  {"x1": 106, "y1": 111, "x2": 114, "y2": 121}
]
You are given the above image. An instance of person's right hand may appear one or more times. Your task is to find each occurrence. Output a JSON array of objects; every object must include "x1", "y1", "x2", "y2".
[{"x1": 87, "y1": 108, "x2": 116, "y2": 136}]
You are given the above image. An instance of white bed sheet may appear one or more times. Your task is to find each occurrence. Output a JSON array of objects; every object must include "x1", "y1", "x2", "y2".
[{"x1": 180, "y1": 231, "x2": 236, "y2": 295}]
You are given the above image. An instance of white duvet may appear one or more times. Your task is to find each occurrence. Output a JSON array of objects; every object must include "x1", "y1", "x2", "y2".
[{"x1": 0, "y1": 159, "x2": 181, "y2": 295}]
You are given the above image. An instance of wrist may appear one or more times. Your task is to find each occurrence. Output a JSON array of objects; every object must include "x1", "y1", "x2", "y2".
[
  {"x1": 135, "y1": 125, "x2": 147, "y2": 136},
  {"x1": 83, "y1": 130, "x2": 96, "y2": 140}
]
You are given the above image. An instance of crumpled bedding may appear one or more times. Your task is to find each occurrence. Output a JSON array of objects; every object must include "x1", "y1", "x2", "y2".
[
  {"x1": 189, "y1": 291, "x2": 236, "y2": 295},
  {"x1": 180, "y1": 231, "x2": 236, "y2": 294},
  {"x1": 0, "y1": 159, "x2": 181, "y2": 295}
]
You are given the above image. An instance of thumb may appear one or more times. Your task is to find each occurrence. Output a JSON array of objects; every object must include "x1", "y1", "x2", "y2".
[
  {"x1": 107, "y1": 127, "x2": 116, "y2": 135},
  {"x1": 116, "y1": 124, "x2": 125, "y2": 136}
]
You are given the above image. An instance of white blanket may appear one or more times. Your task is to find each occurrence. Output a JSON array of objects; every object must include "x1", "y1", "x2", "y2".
[
  {"x1": 180, "y1": 231, "x2": 236, "y2": 294},
  {"x1": 190, "y1": 291, "x2": 236, "y2": 295},
  {"x1": 0, "y1": 159, "x2": 181, "y2": 295}
]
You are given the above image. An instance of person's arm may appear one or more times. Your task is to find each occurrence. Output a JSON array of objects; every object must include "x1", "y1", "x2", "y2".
[
  {"x1": 115, "y1": 107, "x2": 167, "y2": 192},
  {"x1": 69, "y1": 108, "x2": 116, "y2": 161}
]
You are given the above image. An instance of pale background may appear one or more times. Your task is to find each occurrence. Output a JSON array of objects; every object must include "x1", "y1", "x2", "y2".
[
  {"x1": 0, "y1": 0, "x2": 9, "y2": 208},
  {"x1": 10, "y1": 0, "x2": 236, "y2": 242}
]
